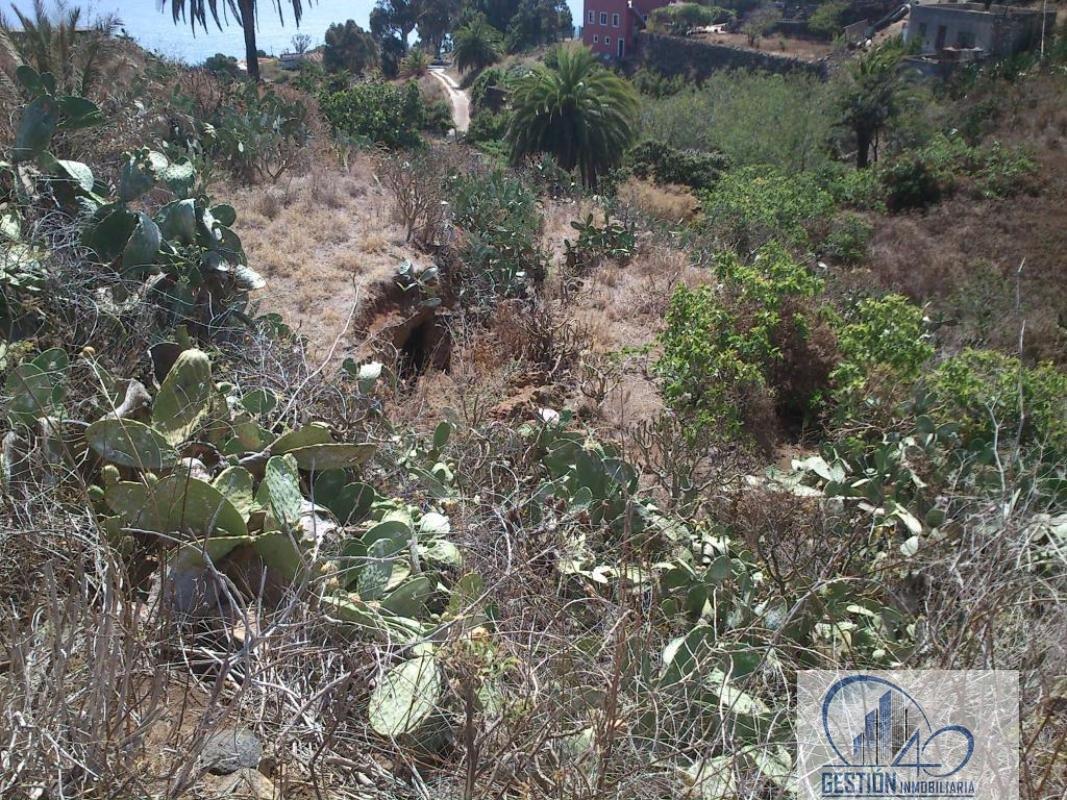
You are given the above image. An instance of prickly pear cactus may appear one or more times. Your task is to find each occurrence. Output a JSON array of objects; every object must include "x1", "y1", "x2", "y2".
[
  {"x1": 151, "y1": 348, "x2": 213, "y2": 445},
  {"x1": 105, "y1": 472, "x2": 247, "y2": 538},
  {"x1": 368, "y1": 655, "x2": 445, "y2": 739},
  {"x1": 86, "y1": 418, "x2": 178, "y2": 470}
]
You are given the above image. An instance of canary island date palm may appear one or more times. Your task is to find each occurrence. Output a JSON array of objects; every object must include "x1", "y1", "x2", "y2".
[
  {"x1": 0, "y1": 0, "x2": 122, "y2": 103},
  {"x1": 160, "y1": 0, "x2": 309, "y2": 81},
  {"x1": 507, "y1": 44, "x2": 639, "y2": 188},
  {"x1": 452, "y1": 16, "x2": 502, "y2": 75}
]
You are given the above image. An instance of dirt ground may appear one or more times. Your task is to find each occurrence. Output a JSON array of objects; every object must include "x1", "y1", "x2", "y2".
[
  {"x1": 691, "y1": 30, "x2": 837, "y2": 61},
  {"x1": 229, "y1": 155, "x2": 706, "y2": 434}
]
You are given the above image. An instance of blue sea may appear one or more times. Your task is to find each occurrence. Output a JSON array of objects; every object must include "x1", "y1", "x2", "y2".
[{"x1": 10, "y1": 1, "x2": 584, "y2": 64}]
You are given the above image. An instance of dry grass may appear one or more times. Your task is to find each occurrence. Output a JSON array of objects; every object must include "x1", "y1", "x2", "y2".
[
  {"x1": 226, "y1": 154, "x2": 422, "y2": 361},
  {"x1": 616, "y1": 178, "x2": 700, "y2": 225}
]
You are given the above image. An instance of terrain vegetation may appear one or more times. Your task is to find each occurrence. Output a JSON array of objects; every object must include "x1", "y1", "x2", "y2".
[{"x1": 0, "y1": 1, "x2": 1065, "y2": 799}]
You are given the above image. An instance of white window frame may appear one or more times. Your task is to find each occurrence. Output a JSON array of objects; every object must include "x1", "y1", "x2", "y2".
[
  {"x1": 612, "y1": 12, "x2": 620, "y2": 27},
  {"x1": 587, "y1": 10, "x2": 595, "y2": 23},
  {"x1": 593, "y1": 33, "x2": 599, "y2": 42},
  {"x1": 600, "y1": 12, "x2": 608, "y2": 25},
  {"x1": 605, "y1": 35, "x2": 611, "y2": 45}
]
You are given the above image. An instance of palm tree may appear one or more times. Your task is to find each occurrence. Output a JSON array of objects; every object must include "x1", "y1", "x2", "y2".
[
  {"x1": 452, "y1": 17, "x2": 501, "y2": 75},
  {"x1": 837, "y1": 40, "x2": 907, "y2": 168},
  {"x1": 507, "y1": 44, "x2": 639, "y2": 187},
  {"x1": 159, "y1": 0, "x2": 310, "y2": 82},
  {"x1": 0, "y1": 0, "x2": 122, "y2": 101}
]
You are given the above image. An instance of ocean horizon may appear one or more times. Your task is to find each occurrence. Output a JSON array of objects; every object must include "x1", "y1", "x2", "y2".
[{"x1": 8, "y1": 0, "x2": 584, "y2": 65}]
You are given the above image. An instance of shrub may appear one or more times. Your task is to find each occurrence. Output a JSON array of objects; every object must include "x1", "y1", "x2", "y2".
[
  {"x1": 563, "y1": 213, "x2": 637, "y2": 274},
  {"x1": 701, "y1": 167, "x2": 835, "y2": 252},
  {"x1": 631, "y1": 67, "x2": 687, "y2": 98},
  {"x1": 424, "y1": 99, "x2": 454, "y2": 135},
  {"x1": 821, "y1": 164, "x2": 886, "y2": 211},
  {"x1": 822, "y1": 212, "x2": 873, "y2": 264},
  {"x1": 647, "y1": 4, "x2": 733, "y2": 35},
  {"x1": 203, "y1": 52, "x2": 241, "y2": 80},
  {"x1": 929, "y1": 349, "x2": 1067, "y2": 459},
  {"x1": 831, "y1": 294, "x2": 933, "y2": 408},
  {"x1": 470, "y1": 66, "x2": 507, "y2": 112},
  {"x1": 806, "y1": 0, "x2": 847, "y2": 41},
  {"x1": 880, "y1": 134, "x2": 1038, "y2": 210},
  {"x1": 657, "y1": 242, "x2": 825, "y2": 440},
  {"x1": 881, "y1": 152, "x2": 949, "y2": 211},
  {"x1": 466, "y1": 109, "x2": 512, "y2": 147},
  {"x1": 447, "y1": 169, "x2": 546, "y2": 301},
  {"x1": 627, "y1": 141, "x2": 727, "y2": 191},
  {"x1": 381, "y1": 151, "x2": 449, "y2": 245},
  {"x1": 320, "y1": 81, "x2": 427, "y2": 149},
  {"x1": 170, "y1": 79, "x2": 312, "y2": 183},
  {"x1": 641, "y1": 72, "x2": 834, "y2": 173}
]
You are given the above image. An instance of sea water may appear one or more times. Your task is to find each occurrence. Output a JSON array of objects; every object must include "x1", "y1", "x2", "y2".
[{"x1": 9, "y1": 0, "x2": 582, "y2": 65}]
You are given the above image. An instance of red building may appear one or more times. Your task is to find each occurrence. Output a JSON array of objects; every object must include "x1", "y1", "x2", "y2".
[{"x1": 581, "y1": 0, "x2": 670, "y2": 60}]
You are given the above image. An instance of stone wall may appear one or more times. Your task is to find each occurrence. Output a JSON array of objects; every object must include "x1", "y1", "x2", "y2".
[{"x1": 637, "y1": 32, "x2": 828, "y2": 81}]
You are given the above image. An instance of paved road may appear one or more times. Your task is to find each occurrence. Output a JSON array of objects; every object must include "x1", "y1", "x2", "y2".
[{"x1": 428, "y1": 66, "x2": 470, "y2": 134}]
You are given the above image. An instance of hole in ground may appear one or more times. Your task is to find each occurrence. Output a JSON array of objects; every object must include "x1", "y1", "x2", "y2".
[{"x1": 398, "y1": 316, "x2": 452, "y2": 380}]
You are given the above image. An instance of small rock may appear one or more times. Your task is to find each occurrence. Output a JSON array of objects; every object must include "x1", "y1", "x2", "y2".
[{"x1": 197, "y1": 729, "x2": 262, "y2": 775}]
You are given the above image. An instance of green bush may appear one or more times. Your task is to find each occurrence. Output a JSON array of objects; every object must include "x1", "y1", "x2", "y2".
[
  {"x1": 823, "y1": 212, "x2": 873, "y2": 265},
  {"x1": 203, "y1": 52, "x2": 241, "y2": 80},
  {"x1": 881, "y1": 135, "x2": 1037, "y2": 210},
  {"x1": 466, "y1": 108, "x2": 512, "y2": 148},
  {"x1": 821, "y1": 164, "x2": 886, "y2": 211},
  {"x1": 631, "y1": 67, "x2": 687, "y2": 98},
  {"x1": 470, "y1": 66, "x2": 507, "y2": 112},
  {"x1": 320, "y1": 81, "x2": 427, "y2": 149},
  {"x1": 929, "y1": 349, "x2": 1067, "y2": 459},
  {"x1": 701, "y1": 167, "x2": 835, "y2": 252},
  {"x1": 657, "y1": 242, "x2": 825, "y2": 438},
  {"x1": 627, "y1": 141, "x2": 728, "y2": 190},
  {"x1": 170, "y1": 81, "x2": 311, "y2": 183},
  {"x1": 641, "y1": 71, "x2": 834, "y2": 173},
  {"x1": 424, "y1": 99, "x2": 454, "y2": 135},
  {"x1": 881, "y1": 153, "x2": 948, "y2": 211},
  {"x1": 647, "y1": 4, "x2": 733, "y2": 35},
  {"x1": 447, "y1": 169, "x2": 546, "y2": 300},
  {"x1": 806, "y1": 0, "x2": 848, "y2": 41},
  {"x1": 831, "y1": 294, "x2": 933, "y2": 408}
]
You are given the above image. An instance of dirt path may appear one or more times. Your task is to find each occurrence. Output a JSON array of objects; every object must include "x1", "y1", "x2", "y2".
[{"x1": 429, "y1": 66, "x2": 470, "y2": 134}]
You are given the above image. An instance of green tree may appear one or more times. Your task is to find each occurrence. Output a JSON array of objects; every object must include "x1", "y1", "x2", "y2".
[
  {"x1": 504, "y1": 0, "x2": 572, "y2": 52},
  {"x1": 742, "y1": 6, "x2": 782, "y2": 46},
  {"x1": 463, "y1": 0, "x2": 522, "y2": 32},
  {"x1": 370, "y1": 0, "x2": 418, "y2": 50},
  {"x1": 507, "y1": 44, "x2": 639, "y2": 187},
  {"x1": 204, "y1": 51, "x2": 241, "y2": 80},
  {"x1": 806, "y1": 0, "x2": 847, "y2": 41},
  {"x1": 836, "y1": 40, "x2": 907, "y2": 168},
  {"x1": 453, "y1": 16, "x2": 503, "y2": 74},
  {"x1": 160, "y1": 0, "x2": 308, "y2": 82},
  {"x1": 416, "y1": 0, "x2": 460, "y2": 57},
  {"x1": 324, "y1": 19, "x2": 379, "y2": 75}
]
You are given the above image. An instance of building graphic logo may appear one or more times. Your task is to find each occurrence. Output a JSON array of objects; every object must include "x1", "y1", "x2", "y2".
[{"x1": 797, "y1": 671, "x2": 1018, "y2": 800}]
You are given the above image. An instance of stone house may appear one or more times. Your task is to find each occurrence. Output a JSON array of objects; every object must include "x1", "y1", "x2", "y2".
[{"x1": 904, "y1": 2, "x2": 1056, "y2": 58}]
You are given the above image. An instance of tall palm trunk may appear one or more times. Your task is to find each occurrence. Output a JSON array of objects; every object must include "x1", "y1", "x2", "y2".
[
  {"x1": 855, "y1": 125, "x2": 872, "y2": 169},
  {"x1": 238, "y1": 0, "x2": 260, "y2": 81}
]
